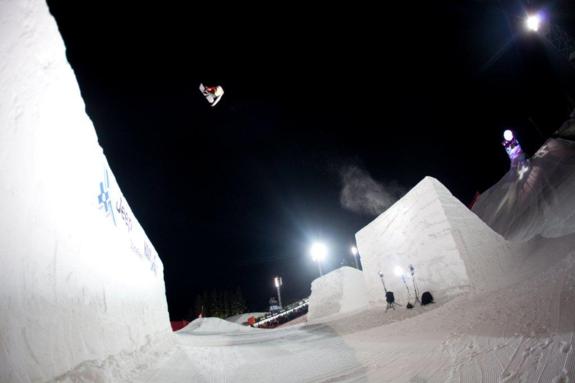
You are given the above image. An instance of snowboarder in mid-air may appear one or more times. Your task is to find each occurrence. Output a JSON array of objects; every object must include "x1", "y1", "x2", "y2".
[{"x1": 199, "y1": 83, "x2": 224, "y2": 107}]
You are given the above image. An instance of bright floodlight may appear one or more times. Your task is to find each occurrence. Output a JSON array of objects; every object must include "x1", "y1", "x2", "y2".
[
  {"x1": 525, "y1": 14, "x2": 541, "y2": 32},
  {"x1": 394, "y1": 266, "x2": 404, "y2": 277},
  {"x1": 503, "y1": 130, "x2": 514, "y2": 141},
  {"x1": 351, "y1": 246, "x2": 358, "y2": 256},
  {"x1": 274, "y1": 276, "x2": 281, "y2": 288},
  {"x1": 310, "y1": 242, "x2": 328, "y2": 262}
]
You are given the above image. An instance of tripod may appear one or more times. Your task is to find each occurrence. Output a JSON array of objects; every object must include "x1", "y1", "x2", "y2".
[
  {"x1": 379, "y1": 272, "x2": 399, "y2": 311},
  {"x1": 401, "y1": 275, "x2": 413, "y2": 306}
]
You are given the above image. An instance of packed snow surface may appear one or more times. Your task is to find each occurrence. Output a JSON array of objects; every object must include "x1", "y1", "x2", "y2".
[{"x1": 133, "y1": 252, "x2": 575, "y2": 382}]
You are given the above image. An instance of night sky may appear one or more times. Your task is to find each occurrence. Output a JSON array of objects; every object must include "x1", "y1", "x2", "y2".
[{"x1": 47, "y1": 1, "x2": 575, "y2": 319}]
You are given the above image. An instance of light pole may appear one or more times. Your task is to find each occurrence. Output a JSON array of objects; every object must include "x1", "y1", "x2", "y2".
[
  {"x1": 409, "y1": 264, "x2": 421, "y2": 304},
  {"x1": 310, "y1": 242, "x2": 327, "y2": 276},
  {"x1": 395, "y1": 266, "x2": 412, "y2": 302},
  {"x1": 350, "y1": 246, "x2": 360, "y2": 269},
  {"x1": 378, "y1": 271, "x2": 387, "y2": 292},
  {"x1": 274, "y1": 276, "x2": 283, "y2": 308}
]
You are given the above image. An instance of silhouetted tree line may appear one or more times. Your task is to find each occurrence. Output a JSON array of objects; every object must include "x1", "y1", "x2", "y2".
[{"x1": 188, "y1": 287, "x2": 247, "y2": 319}]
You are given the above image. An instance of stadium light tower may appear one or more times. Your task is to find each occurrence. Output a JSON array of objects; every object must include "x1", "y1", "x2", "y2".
[
  {"x1": 525, "y1": 13, "x2": 542, "y2": 32},
  {"x1": 274, "y1": 276, "x2": 283, "y2": 308},
  {"x1": 310, "y1": 242, "x2": 328, "y2": 276},
  {"x1": 523, "y1": 10, "x2": 575, "y2": 67},
  {"x1": 350, "y1": 246, "x2": 360, "y2": 269}
]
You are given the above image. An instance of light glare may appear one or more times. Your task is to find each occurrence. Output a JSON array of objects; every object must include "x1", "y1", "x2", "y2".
[
  {"x1": 525, "y1": 14, "x2": 541, "y2": 32},
  {"x1": 503, "y1": 130, "x2": 514, "y2": 141},
  {"x1": 310, "y1": 242, "x2": 328, "y2": 262}
]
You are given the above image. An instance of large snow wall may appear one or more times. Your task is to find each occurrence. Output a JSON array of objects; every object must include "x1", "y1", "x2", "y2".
[
  {"x1": 356, "y1": 177, "x2": 512, "y2": 306},
  {"x1": 307, "y1": 267, "x2": 368, "y2": 321},
  {"x1": 0, "y1": 2, "x2": 172, "y2": 382}
]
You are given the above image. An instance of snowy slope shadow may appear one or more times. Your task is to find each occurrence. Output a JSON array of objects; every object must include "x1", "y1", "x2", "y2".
[{"x1": 138, "y1": 318, "x2": 368, "y2": 383}]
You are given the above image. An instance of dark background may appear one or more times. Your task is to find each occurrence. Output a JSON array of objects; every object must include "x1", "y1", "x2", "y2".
[{"x1": 47, "y1": 1, "x2": 575, "y2": 319}]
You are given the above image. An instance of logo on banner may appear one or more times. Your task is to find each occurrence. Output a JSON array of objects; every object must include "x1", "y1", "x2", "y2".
[
  {"x1": 115, "y1": 197, "x2": 133, "y2": 231},
  {"x1": 97, "y1": 170, "x2": 116, "y2": 225}
]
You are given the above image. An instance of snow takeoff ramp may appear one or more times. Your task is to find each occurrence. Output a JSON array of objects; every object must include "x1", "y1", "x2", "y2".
[
  {"x1": 356, "y1": 177, "x2": 512, "y2": 305},
  {"x1": 0, "y1": 2, "x2": 172, "y2": 382}
]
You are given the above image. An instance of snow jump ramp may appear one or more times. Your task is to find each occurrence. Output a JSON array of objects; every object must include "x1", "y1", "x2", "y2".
[
  {"x1": 0, "y1": 2, "x2": 172, "y2": 382},
  {"x1": 356, "y1": 176, "x2": 513, "y2": 306},
  {"x1": 307, "y1": 266, "x2": 368, "y2": 321}
]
